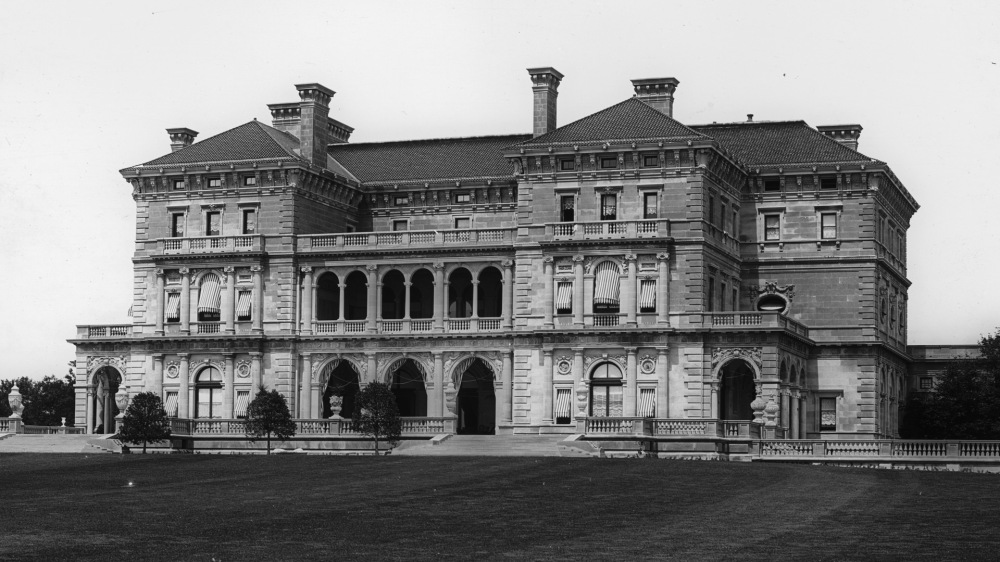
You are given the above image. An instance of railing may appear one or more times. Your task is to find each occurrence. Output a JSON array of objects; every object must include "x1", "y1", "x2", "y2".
[
  {"x1": 585, "y1": 418, "x2": 761, "y2": 438},
  {"x1": 344, "y1": 321, "x2": 367, "y2": 334},
  {"x1": 586, "y1": 417, "x2": 652, "y2": 436},
  {"x1": 157, "y1": 235, "x2": 262, "y2": 255},
  {"x1": 21, "y1": 425, "x2": 86, "y2": 435},
  {"x1": 447, "y1": 319, "x2": 471, "y2": 331},
  {"x1": 168, "y1": 417, "x2": 455, "y2": 436},
  {"x1": 479, "y1": 319, "x2": 501, "y2": 331},
  {"x1": 196, "y1": 322, "x2": 221, "y2": 334},
  {"x1": 411, "y1": 320, "x2": 433, "y2": 332},
  {"x1": 696, "y1": 312, "x2": 810, "y2": 338},
  {"x1": 76, "y1": 325, "x2": 132, "y2": 339},
  {"x1": 300, "y1": 228, "x2": 515, "y2": 251},
  {"x1": 591, "y1": 314, "x2": 621, "y2": 327},
  {"x1": 0, "y1": 419, "x2": 23, "y2": 433},
  {"x1": 654, "y1": 419, "x2": 717, "y2": 436},
  {"x1": 757, "y1": 440, "x2": 1000, "y2": 460},
  {"x1": 547, "y1": 219, "x2": 669, "y2": 241}
]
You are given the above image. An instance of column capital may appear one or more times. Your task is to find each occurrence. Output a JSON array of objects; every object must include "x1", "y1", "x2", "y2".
[
  {"x1": 656, "y1": 252, "x2": 670, "y2": 261},
  {"x1": 501, "y1": 259, "x2": 515, "y2": 268},
  {"x1": 542, "y1": 348, "x2": 554, "y2": 357},
  {"x1": 152, "y1": 353, "x2": 164, "y2": 360},
  {"x1": 179, "y1": 267, "x2": 191, "y2": 276},
  {"x1": 301, "y1": 266, "x2": 313, "y2": 274},
  {"x1": 178, "y1": 353, "x2": 190, "y2": 359},
  {"x1": 572, "y1": 255, "x2": 585, "y2": 263},
  {"x1": 224, "y1": 352, "x2": 236, "y2": 359},
  {"x1": 223, "y1": 266, "x2": 235, "y2": 274},
  {"x1": 155, "y1": 269, "x2": 166, "y2": 277},
  {"x1": 250, "y1": 265, "x2": 263, "y2": 273},
  {"x1": 624, "y1": 253, "x2": 637, "y2": 262},
  {"x1": 433, "y1": 262, "x2": 445, "y2": 271},
  {"x1": 624, "y1": 347, "x2": 637, "y2": 355},
  {"x1": 249, "y1": 351, "x2": 263, "y2": 357},
  {"x1": 543, "y1": 256, "x2": 554, "y2": 264},
  {"x1": 572, "y1": 347, "x2": 584, "y2": 355},
  {"x1": 366, "y1": 264, "x2": 379, "y2": 272}
]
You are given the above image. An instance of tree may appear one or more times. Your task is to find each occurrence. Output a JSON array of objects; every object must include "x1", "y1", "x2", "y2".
[
  {"x1": 118, "y1": 392, "x2": 172, "y2": 453},
  {"x1": 0, "y1": 376, "x2": 76, "y2": 425},
  {"x1": 902, "y1": 329, "x2": 1000, "y2": 439},
  {"x1": 352, "y1": 382, "x2": 401, "y2": 454},
  {"x1": 244, "y1": 385, "x2": 296, "y2": 454}
]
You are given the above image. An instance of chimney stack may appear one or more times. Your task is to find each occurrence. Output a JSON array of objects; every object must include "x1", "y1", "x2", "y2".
[
  {"x1": 268, "y1": 102, "x2": 302, "y2": 139},
  {"x1": 631, "y1": 78, "x2": 680, "y2": 117},
  {"x1": 817, "y1": 124, "x2": 863, "y2": 151},
  {"x1": 166, "y1": 128, "x2": 198, "y2": 152},
  {"x1": 528, "y1": 67, "x2": 563, "y2": 137},
  {"x1": 295, "y1": 83, "x2": 336, "y2": 166}
]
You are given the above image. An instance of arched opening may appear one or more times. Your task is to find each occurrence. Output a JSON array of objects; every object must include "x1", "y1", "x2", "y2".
[
  {"x1": 91, "y1": 366, "x2": 121, "y2": 434},
  {"x1": 322, "y1": 361, "x2": 361, "y2": 419},
  {"x1": 590, "y1": 362, "x2": 624, "y2": 417},
  {"x1": 456, "y1": 359, "x2": 496, "y2": 434},
  {"x1": 719, "y1": 360, "x2": 755, "y2": 421},
  {"x1": 197, "y1": 273, "x2": 222, "y2": 322},
  {"x1": 410, "y1": 268, "x2": 435, "y2": 319},
  {"x1": 390, "y1": 360, "x2": 427, "y2": 417},
  {"x1": 316, "y1": 272, "x2": 340, "y2": 321},
  {"x1": 448, "y1": 268, "x2": 473, "y2": 318},
  {"x1": 344, "y1": 271, "x2": 368, "y2": 320},
  {"x1": 381, "y1": 270, "x2": 405, "y2": 320},
  {"x1": 477, "y1": 267, "x2": 503, "y2": 318},
  {"x1": 593, "y1": 260, "x2": 621, "y2": 314},
  {"x1": 195, "y1": 366, "x2": 223, "y2": 419}
]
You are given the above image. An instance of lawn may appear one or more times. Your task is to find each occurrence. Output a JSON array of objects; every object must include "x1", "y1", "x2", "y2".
[{"x1": 0, "y1": 455, "x2": 996, "y2": 561}]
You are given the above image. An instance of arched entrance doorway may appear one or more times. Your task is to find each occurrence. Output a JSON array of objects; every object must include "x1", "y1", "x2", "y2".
[
  {"x1": 390, "y1": 360, "x2": 427, "y2": 417},
  {"x1": 456, "y1": 359, "x2": 496, "y2": 435},
  {"x1": 322, "y1": 361, "x2": 361, "y2": 418},
  {"x1": 719, "y1": 359, "x2": 756, "y2": 421},
  {"x1": 590, "y1": 362, "x2": 624, "y2": 417},
  {"x1": 91, "y1": 366, "x2": 121, "y2": 434}
]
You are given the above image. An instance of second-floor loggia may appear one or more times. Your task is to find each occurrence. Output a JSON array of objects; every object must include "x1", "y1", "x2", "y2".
[{"x1": 299, "y1": 262, "x2": 515, "y2": 335}]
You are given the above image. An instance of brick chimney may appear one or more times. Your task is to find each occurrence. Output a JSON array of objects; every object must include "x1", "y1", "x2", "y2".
[
  {"x1": 268, "y1": 102, "x2": 302, "y2": 139},
  {"x1": 528, "y1": 67, "x2": 563, "y2": 137},
  {"x1": 166, "y1": 127, "x2": 198, "y2": 152},
  {"x1": 817, "y1": 124, "x2": 863, "y2": 151},
  {"x1": 631, "y1": 78, "x2": 680, "y2": 117},
  {"x1": 295, "y1": 83, "x2": 336, "y2": 165}
]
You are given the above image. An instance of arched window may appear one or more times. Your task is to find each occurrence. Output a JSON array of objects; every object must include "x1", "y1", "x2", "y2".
[
  {"x1": 195, "y1": 367, "x2": 223, "y2": 419},
  {"x1": 344, "y1": 271, "x2": 368, "y2": 320},
  {"x1": 409, "y1": 269, "x2": 435, "y2": 319},
  {"x1": 381, "y1": 270, "x2": 405, "y2": 320},
  {"x1": 316, "y1": 272, "x2": 340, "y2": 321},
  {"x1": 448, "y1": 268, "x2": 473, "y2": 318},
  {"x1": 197, "y1": 273, "x2": 222, "y2": 322},
  {"x1": 590, "y1": 362, "x2": 623, "y2": 417},
  {"x1": 592, "y1": 261, "x2": 621, "y2": 313},
  {"x1": 477, "y1": 267, "x2": 503, "y2": 318}
]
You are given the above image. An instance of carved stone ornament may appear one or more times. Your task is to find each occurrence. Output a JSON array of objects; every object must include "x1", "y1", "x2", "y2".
[
  {"x1": 166, "y1": 362, "x2": 180, "y2": 379},
  {"x1": 656, "y1": 252, "x2": 669, "y2": 261},
  {"x1": 711, "y1": 347, "x2": 763, "y2": 369},
  {"x1": 236, "y1": 360, "x2": 251, "y2": 379},
  {"x1": 639, "y1": 354, "x2": 656, "y2": 375},
  {"x1": 756, "y1": 281, "x2": 795, "y2": 301},
  {"x1": 87, "y1": 355, "x2": 127, "y2": 377},
  {"x1": 556, "y1": 357, "x2": 572, "y2": 375}
]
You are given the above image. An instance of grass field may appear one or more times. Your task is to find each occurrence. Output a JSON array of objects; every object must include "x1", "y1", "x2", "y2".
[{"x1": 0, "y1": 454, "x2": 997, "y2": 561}]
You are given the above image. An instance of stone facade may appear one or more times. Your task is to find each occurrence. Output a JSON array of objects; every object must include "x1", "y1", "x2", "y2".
[{"x1": 71, "y1": 69, "x2": 924, "y2": 442}]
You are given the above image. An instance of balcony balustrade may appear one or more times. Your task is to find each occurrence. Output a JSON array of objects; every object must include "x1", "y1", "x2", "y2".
[
  {"x1": 169, "y1": 417, "x2": 455, "y2": 436},
  {"x1": 156, "y1": 235, "x2": 263, "y2": 255},
  {"x1": 756, "y1": 439, "x2": 1000, "y2": 461},
  {"x1": 582, "y1": 418, "x2": 760, "y2": 439},
  {"x1": 545, "y1": 218, "x2": 669, "y2": 241},
  {"x1": 696, "y1": 312, "x2": 810, "y2": 337},
  {"x1": 300, "y1": 227, "x2": 515, "y2": 252}
]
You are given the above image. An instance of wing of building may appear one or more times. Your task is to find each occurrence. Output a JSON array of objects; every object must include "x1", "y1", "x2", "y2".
[{"x1": 70, "y1": 70, "x2": 923, "y2": 454}]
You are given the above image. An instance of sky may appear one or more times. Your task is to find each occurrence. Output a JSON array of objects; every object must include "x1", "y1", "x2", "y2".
[{"x1": 1, "y1": 0, "x2": 998, "y2": 379}]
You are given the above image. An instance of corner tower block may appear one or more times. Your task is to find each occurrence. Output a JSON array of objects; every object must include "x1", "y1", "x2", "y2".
[
  {"x1": 528, "y1": 67, "x2": 564, "y2": 138},
  {"x1": 166, "y1": 127, "x2": 198, "y2": 152},
  {"x1": 631, "y1": 78, "x2": 680, "y2": 117},
  {"x1": 817, "y1": 124, "x2": 863, "y2": 151}
]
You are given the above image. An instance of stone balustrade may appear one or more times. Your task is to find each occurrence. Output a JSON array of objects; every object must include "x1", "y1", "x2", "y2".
[
  {"x1": 756, "y1": 439, "x2": 1000, "y2": 461},
  {"x1": 299, "y1": 227, "x2": 515, "y2": 251},
  {"x1": 157, "y1": 235, "x2": 263, "y2": 255},
  {"x1": 169, "y1": 417, "x2": 455, "y2": 436}
]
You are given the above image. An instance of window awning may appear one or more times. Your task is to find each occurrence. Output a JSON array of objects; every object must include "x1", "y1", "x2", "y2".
[
  {"x1": 555, "y1": 282, "x2": 573, "y2": 311},
  {"x1": 165, "y1": 293, "x2": 181, "y2": 321},
  {"x1": 593, "y1": 261, "x2": 621, "y2": 306},
  {"x1": 639, "y1": 280, "x2": 656, "y2": 311},
  {"x1": 638, "y1": 388, "x2": 656, "y2": 418},
  {"x1": 555, "y1": 388, "x2": 572, "y2": 418},
  {"x1": 197, "y1": 275, "x2": 222, "y2": 313},
  {"x1": 235, "y1": 390, "x2": 250, "y2": 418},
  {"x1": 235, "y1": 291, "x2": 252, "y2": 318},
  {"x1": 164, "y1": 392, "x2": 178, "y2": 417}
]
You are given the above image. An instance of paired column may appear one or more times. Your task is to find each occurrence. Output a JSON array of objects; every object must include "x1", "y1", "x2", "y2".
[
  {"x1": 178, "y1": 353, "x2": 190, "y2": 418},
  {"x1": 542, "y1": 349, "x2": 554, "y2": 423},
  {"x1": 179, "y1": 268, "x2": 191, "y2": 333},
  {"x1": 223, "y1": 267, "x2": 236, "y2": 334},
  {"x1": 625, "y1": 255, "x2": 637, "y2": 326},
  {"x1": 155, "y1": 269, "x2": 165, "y2": 334},
  {"x1": 250, "y1": 265, "x2": 263, "y2": 333},
  {"x1": 657, "y1": 252, "x2": 669, "y2": 325},
  {"x1": 542, "y1": 257, "x2": 554, "y2": 327},
  {"x1": 502, "y1": 259, "x2": 514, "y2": 330},
  {"x1": 300, "y1": 266, "x2": 313, "y2": 334},
  {"x1": 366, "y1": 265, "x2": 378, "y2": 332},
  {"x1": 222, "y1": 354, "x2": 235, "y2": 418},
  {"x1": 625, "y1": 347, "x2": 637, "y2": 416},
  {"x1": 572, "y1": 255, "x2": 585, "y2": 327},
  {"x1": 433, "y1": 263, "x2": 445, "y2": 332}
]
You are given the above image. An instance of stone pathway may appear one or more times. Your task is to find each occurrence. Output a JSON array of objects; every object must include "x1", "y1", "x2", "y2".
[
  {"x1": 0, "y1": 434, "x2": 116, "y2": 454},
  {"x1": 392, "y1": 434, "x2": 594, "y2": 457}
]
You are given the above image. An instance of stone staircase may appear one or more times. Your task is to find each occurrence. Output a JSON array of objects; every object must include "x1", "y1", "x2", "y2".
[
  {"x1": 0, "y1": 434, "x2": 117, "y2": 454},
  {"x1": 392, "y1": 434, "x2": 595, "y2": 457}
]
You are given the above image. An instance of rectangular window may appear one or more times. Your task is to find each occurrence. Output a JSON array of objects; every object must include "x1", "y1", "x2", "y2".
[
  {"x1": 600, "y1": 194, "x2": 617, "y2": 220},
  {"x1": 394, "y1": 196, "x2": 408, "y2": 206},
  {"x1": 721, "y1": 282, "x2": 728, "y2": 311},
  {"x1": 764, "y1": 214, "x2": 780, "y2": 241},
  {"x1": 164, "y1": 292, "x2": 181, "y2": 323},
  {"x1": 707, "y1": 276, "x2": 715, "y2": 312},
  {"x1": 208, "y1": 178, "x2": 222, "y2": 188},
  {"x1": 236, "y1": 290, "x2": 252, "y2": 322},
  {"x1": 392, "y1": 220, "x2": 408, "y2": 231},
  {"x1": 555, "y1": 388, "x2": 572, "y2": 425},
  {"x1": 560, "y1": 195, "x2": 575, "y2": 222},
  {"x1": 763, "y1": 178, "x2": 780, "y2": 192},
  {"x1": 559, "y1": 159, "x2": 575, "y2": 171},
  {"x1": 708, "y1": 195, "x2": 715, "y2": 224},
  {"x1": 821, "y1": 213, "x2": 837, "y2": 239},
  {"x1": 600, "y1": 157, "x2": 617, "y2": 169},
  {"x1": 638, "y1": 388, "x2": 656, "y2": 418},
  {"x1": 205, "y1": 211, "x2": 221, "y2": 236},
  {"x1": 454, "y1": 217, "x2": 471, "y2": 229},
  {"x1": 920, "y1": 377, "x2": 932, "y2": 390},
  {"x1": 173, "y1": 179, "x2": 185, "y2": 190},
  {"x1": 642, "y1": 154, "x2": 658, "y2": 168},
  {"x1": 720, "y1": 202, "x2": 727, "y2": 230},
  {"x1": 242, "y1": 209, "x2": 256, "y2": 235},
  {"x1": 243, "y1": 176, "x2": 257, "y2": 186},
  {"x1": 732, "y1": 288, "x2": 739, "y2": 311},
  {"x1": 643, "y1": 193, "x2": 658, "y2": 219},
  {"x1": 639, "y1": 280, "x2": 656, "y2": 313},
  {"x1": 164, "y1": 392, "x2": 179, "y2": 417},
  {"x1": 732, "y1": 210, "x2": 739, "y2": 236},
  {"x1": 820, "y1": 397, "x2": 837, "y2": 430},
  {"x1": 555, "y1": 281, "x2": 573, "y2": 314},
  {"x1": 235, "y1": 390, "x2": 250, "y2": 419},
  {"x1": 820, "y1": 176, "x2": 837, "y2": 190},
  {"x1": 171, "y1": 213, "x2": 185, "y2": 237},
  {"x1": 455, "y1": 193, "x2": 471, "y2": 204}
]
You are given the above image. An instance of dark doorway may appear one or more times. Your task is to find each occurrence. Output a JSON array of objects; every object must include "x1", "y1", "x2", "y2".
[
  {"x1": 456, "y1": 359, "x2": 496, "y2": 434},
  {"x1": 322, "y1": 361, "x2": 361, "y2": 418},
  {"x1": 91, "y1": 367, "x2": 121, "y2": 434},
  {"x1": 391, "y1": 360, "x2": 427, "y2": 417},
  {"x1": 719, "y1": 360, "x2": 756, "y2": 421}
]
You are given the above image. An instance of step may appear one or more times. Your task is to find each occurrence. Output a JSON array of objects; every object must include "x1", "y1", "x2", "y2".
[{"x1": 0, "y1": 434, "x2": 114, "y2": 454}]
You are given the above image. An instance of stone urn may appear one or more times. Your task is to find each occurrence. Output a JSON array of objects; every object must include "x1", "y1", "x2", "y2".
[
  {"x1": 764, "y1": 393, "x2": 780, "y2": 427},
  {"x1": 7, "y1": 385, "x2": 23, "y2": 418},
  {"x1": 575, "y1": 382, "x2": 590, "y2": 417},
  {"x1": 444, "y1": 382, "x2": 458, "y2": 416},
  {"x1": 328, "y1": 395, "x2": 343, "y2": 419},
  {"x1": 115, "y1": 387, "x2": 130, "y2": 414},
  {"x1": 750, "y1": 392, "x2": 766, "y2": 425}
]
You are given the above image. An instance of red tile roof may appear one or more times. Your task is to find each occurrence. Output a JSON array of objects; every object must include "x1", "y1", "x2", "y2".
[
  {"x1": 133, "y1": 121, "x2": 301, "y2": 168},
  {"x1": 692, "y1": 121, "x2": 880, "y2": 168}
]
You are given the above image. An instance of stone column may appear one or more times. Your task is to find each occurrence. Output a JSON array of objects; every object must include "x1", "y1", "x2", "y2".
[
  {"x1": 625, "y1": 347, "x2": 637, "y2": 416},
  {"x1": 625, "y1": 254, "x2": 637, "y2": 326},
  {"x1": 710, "y1": 381, "x2": 719, "y2": 419},
  {"x1": 338, "y1": 282, "x2": 346, "y2": 325},
  {"x1": 311, "y1": 379, "x2": 321, "y2": 419},
  {"x1": 502, "y1": 259, "x2": 514, "y2": 330},
  {"x1": 657, "y1": 252, "x2": 669, "y2": 325},
  {"x1": 572, "y1": 347, "x2": 585, "y2": 382},
  {"x1": 366, "y1": 353, "x2": 377, "y2": 386},
  {"x1": 542, "y1": 349, "x2": 554, "y2": 424},
  {"x1": 433, "y1": 262, "x2": 445, "y2": 332},
  {"x1": 432, "y1": 351, "x2": 444, "y2": 416},
  {"x1": 223, "y1": 354, "x2": 235, "y2": 418},
  {"x1": 502, "y1": 350, "x2": 513, "y2": 424},
  {"x1": 178, "y1": 353, "x2": 190, "y2": 418},
  {"x1": 152, "y1": 354, "x2": 164, "y2": 397},
  {"x1": 223, "y1": 266, "x2": 236, "y2": 334},
  {"x1": 250, "y1": 265, "x2": 263, "y2": 333},
  {"x1": 300, "y1": 266, "x2": 313, "y2": 334},
  {"x1": 780, "y1": 386, "x2": 790, "y2": 430},
  {"x1": 300, "y1": 354, "x2": 312, "y2": 418},
  {"x1": 656, "y1": 346, "x2": 668, "y2": 418},
  {"x1": 155, "y1": 269, "x2": 165, "y2": 335},
  {"x1": 366, "y1": 265, "x2": 378, "y2": 332},
  {"x1": 85, "y1": 384, "x2": 94, "y2": 434},
  {"x1": 572, "y1": 255, "x2": 585, "y2": 327},
  {"x1": 403, "y1": 280, "x2": 412, "y2": 320},
  {"x1": 180, "y1": 268, "x2": 191, "y2": 333},
  {"x1": 790, "y1": 389, "x2": 801, "y2": 439},
  {"x1": 542, "y1": 257, "x2": 554, "y2": 327},
  {"x1": 471, "y1": 280, "x2": 480, "y2": 331},
  {"x1": 250, "y1": 352, "x2": 262, "y2": 391}
]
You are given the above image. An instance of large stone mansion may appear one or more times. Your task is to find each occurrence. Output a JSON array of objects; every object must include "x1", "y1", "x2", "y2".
[{"x1": 70, "y1": 68, "x2": 920, "y2": 452}]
